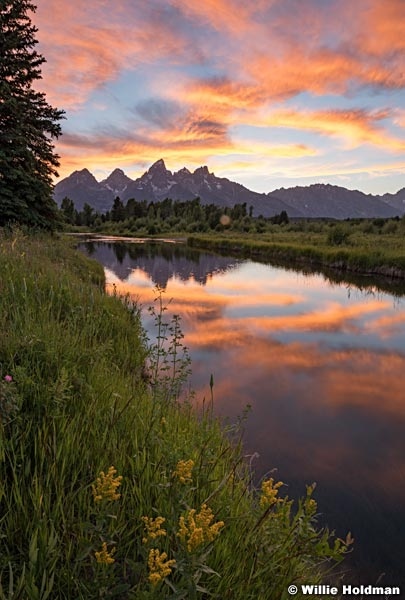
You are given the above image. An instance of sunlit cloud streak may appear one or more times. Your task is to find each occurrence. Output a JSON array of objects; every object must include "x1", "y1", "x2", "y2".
[
  {"x1": 56, "y1": 127, "x2": 317, "y2": 176},
  {"x1": 259, "y1": 109, "x2": 405, "y2": 152}
]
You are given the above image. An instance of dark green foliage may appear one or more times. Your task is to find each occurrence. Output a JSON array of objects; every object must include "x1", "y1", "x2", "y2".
[
  {"x1": 67, "y1": 196, "x2": 292, "y2": 235},
  {"x1": 270, "y1": 210, "x2": 289, "y2": 225},
  {"x1": 81, "y1": 202, "x2": 96, "y2": 227},
  {"x1": 327, "y1": 225, "x2": 350, "y2": 246},
  {"x1": 0, "y1": 0, "x2": 65, "y2": 228},
  {"x1": 60, "y1": 197, "x2": 76, "y2": 224},
  {"x1": 111, "y1": 196, "x2": 125, "y2": 222}
]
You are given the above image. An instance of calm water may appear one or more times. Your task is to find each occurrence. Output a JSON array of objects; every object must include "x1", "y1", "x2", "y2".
[{"x1": 80, "y1": 239, "x2": 405, "y2": 586}]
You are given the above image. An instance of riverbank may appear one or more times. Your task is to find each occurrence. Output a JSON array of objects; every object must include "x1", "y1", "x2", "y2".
[
  {"x1": 0, "y1": 231, "x2": 348, "y2": 598},
  {"x1": 65, "y1": 221, "x2": 405, "y2": 281},
  {"x1": 187, "y1": 230, "x2": 405, "y2": 280}
]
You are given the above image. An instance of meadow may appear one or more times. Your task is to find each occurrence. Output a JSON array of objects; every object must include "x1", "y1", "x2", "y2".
[
  {"x1": 187, "y1": 218, "x2": 405, "y2": 280},
  {"x1": 0, "y1": 231, "x2": 349, "y2": 599}
]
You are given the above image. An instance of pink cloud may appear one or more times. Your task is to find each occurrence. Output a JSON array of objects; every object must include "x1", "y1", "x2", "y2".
[
  {"x1": 35, "y1": 0, "x2": 190, "y2": 109},
  {"x1": 170, "y1": 0, "x2": 267, "y2": 36},
  {"x1": 356, "y1": 0, "x2": 405, "y2": 57},
  {"x1": 36, "y1": 0, "x2": 405, "y2": 112}
]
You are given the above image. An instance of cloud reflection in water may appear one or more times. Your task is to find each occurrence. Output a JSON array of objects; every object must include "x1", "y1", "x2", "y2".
[{"x1": 83, "y1": 241, "x2": 405, "y2": 583}]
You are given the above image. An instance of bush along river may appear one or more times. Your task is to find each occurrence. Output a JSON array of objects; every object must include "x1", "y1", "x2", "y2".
[{"x1": 80, "y1": 237, "x2": 405, "y2": 587}]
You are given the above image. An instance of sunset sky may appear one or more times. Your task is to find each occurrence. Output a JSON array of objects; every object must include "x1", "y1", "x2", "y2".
[{"x1": 35, "y1": 0, "x2": 405, "y2": 194}]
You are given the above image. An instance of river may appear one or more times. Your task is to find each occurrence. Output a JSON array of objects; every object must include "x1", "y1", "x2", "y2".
[{"x1": 80, "y1": 238, "x2": 405, "y2": 587}]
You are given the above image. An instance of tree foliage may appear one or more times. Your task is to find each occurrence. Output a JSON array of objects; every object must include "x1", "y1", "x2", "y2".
[
  {"x1": 0, "y1": 0, "x2": 65, "y2": 228},
  {"x1": 61, "y1": 195, "x2": 293, "y2": 235}
]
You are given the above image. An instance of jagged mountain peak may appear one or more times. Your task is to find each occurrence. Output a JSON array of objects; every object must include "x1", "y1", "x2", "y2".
[
  {"x1": 138, "y1": 159, "x2": 173, "y2": 185},
  {"x1": 194, "y1": 165, "x2": 210, "y2": 177},
  {"x1": 148, "y1": 158, "x2": 169, "y2": 173},
  {"x1": 54, "y1": 160, "x2": 405, "y2": 218},
  {"x1": 102, "y1": 168, "x2": 132, "y2": 190},
  {"x1": 176, "y1": 167, "x2": 191, "y2": 176},
  {"x1": 54, "y1": 168, "x2": 111, "y2": 212},
  {"x1": 71, "y1": 167, "x2": 93, "y2": 177},
  {"x1": 65, "y1": 168, "x2": 98, "y2": 185},
  {"x1": 104, "y1": 167, "x2": 128, "y2": 180}
]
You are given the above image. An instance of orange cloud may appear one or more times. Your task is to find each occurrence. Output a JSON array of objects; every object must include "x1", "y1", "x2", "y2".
[
  {"x1": 246, "y1": 49, "x2": 355, "y2": 99},
  {"x1": 35, "y1": 0, "x2": 190, "y2": 109},
  {"x1": 183, "y1": 78, "x2": 264, "y2": 111},
  {"x1": 356, "y1": 0, "x2": 405, "y2": 58},
  {"x1": 240, "y1": 0, "x2": 405, "y2": 97},
  {"x1": 37, "y1": 0, "x2": 405, "y2": 113},
  {"x1": 258, "y1": 109, "x2": 405, "y2": 152},
  {"x1": 170, "y1": 0, "x2": 267, "y2": 36}
]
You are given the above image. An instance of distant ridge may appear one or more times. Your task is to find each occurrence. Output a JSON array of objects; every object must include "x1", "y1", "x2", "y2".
[
  {"x1": 267, "y1": 183, "x2": 402, "y2": 219},
  {"x1": 54, "y1": 159, "x2": 404, "y2": 219}
]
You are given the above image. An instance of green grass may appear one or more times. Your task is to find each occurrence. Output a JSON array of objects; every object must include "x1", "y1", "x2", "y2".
[
  {"x1": 0, "y1": 230, "x2": 348, "y2": 599},
  {"x1": 187, "y1": 226, "x2": 405, "y2": 280}
]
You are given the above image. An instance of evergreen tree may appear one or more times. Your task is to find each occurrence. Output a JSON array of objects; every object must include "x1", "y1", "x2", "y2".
[
  {"x1": 111, "y1": 196, "x2": 125, "y2": 222},
  {"x1": 0, "y1": 0, "x2": 65, "y2": 228},
  {"x1": 82, "y1": 202, "x2": 95, "y2": 227},
  {"x1": 60, "y1": 196, "x2": 76, "y2": 224}
]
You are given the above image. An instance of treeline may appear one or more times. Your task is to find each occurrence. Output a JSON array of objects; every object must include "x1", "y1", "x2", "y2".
[{"x1": 60, "y1": 196, "x2": 289, "y2": 234}]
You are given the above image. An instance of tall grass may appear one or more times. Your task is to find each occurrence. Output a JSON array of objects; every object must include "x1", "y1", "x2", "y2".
[
  {"x1": 188, "y1": 230, "x2": 405, "y2": 280},
  {"x1": 0, "y1": 231, "x2": 349, "y2": 599}
]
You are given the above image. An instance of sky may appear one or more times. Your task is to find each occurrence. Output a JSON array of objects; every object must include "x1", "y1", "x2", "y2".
[{"x1": 34, "y1": 0, "x2": 405, "y2": 194}]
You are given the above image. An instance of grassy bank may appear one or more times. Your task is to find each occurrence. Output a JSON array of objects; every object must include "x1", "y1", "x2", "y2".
[
  {"x1": 0, "y1": 231, "x2": 348, "y2": 599},
  {"x1": 187, "y1": 227, "x2": 405, "y2": 280}
]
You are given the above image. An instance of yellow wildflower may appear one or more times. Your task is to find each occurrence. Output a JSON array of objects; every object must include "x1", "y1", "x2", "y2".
[
  {"x1": 305, "y1": 484, "x2": 317, "y2": 515},
  {"x1": 95, "y1": 542, "x2": 116, "y2": 565},
  {"x1": 92, "y1": 466, "x2": 123, "y2": 502},
  {"x1": 172, "y1": 459, "x2": 194, "y2": 484},
  {"x1": 142, "y1": 516, "x2": 167, "y2": 544},
  {"x1": 259, "y1": 477, "x2": 283, "y2": 510},
  {"x1": 306, "y1": 498, "x2": 317, "y2": 515},
  {"x1": 177, "y1": 504, "x2": 224, "y2": 552},
  {"x1": 147, "y1": 548, "x2": 176, "y2": 586}
]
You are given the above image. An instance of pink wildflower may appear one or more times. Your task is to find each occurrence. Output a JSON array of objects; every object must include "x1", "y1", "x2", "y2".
[{"x1": 4, "y1": 375, "x2": 12, "y2": 383}]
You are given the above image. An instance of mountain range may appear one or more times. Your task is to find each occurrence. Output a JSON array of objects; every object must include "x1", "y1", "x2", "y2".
[{"x1": 54, "y1": 159, "x2": 405, "y2": 219}]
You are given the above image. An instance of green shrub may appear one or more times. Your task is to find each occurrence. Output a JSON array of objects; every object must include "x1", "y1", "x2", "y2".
[
  {"x1": 327, "y1": 225, "x2": 351, "y2": 246},
  {"x1": 382, "y1": 220, "x2": 398, "y2": 234}
]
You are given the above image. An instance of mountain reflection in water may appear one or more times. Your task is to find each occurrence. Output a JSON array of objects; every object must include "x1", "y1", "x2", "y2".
[
  {"x1": 82, "y1": 240, "x2": 242, "y2": 287},
  {"x1": 80, "y1": 240, "x2": 405, "y2": 586}
]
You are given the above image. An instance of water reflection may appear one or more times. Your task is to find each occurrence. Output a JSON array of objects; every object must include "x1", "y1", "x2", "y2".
[
  {"x1": 80, "y1": 240, "x2": 405, "y2": 585},
  {"x1": 83, "y1": 240, "x2": 242, "y2": 287}
]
